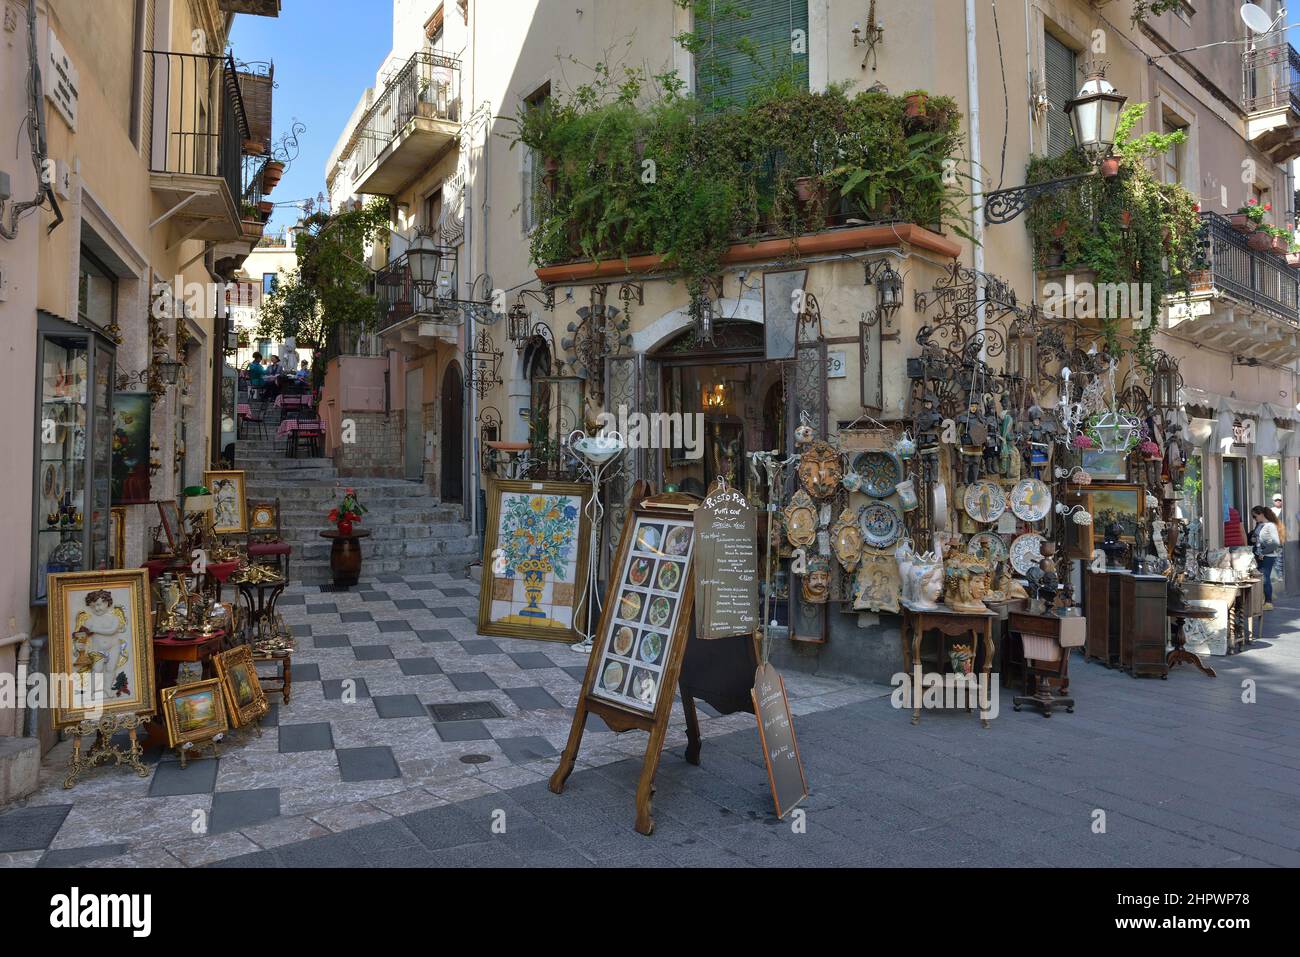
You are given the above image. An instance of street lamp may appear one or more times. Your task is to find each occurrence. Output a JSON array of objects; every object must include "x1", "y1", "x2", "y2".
[
  {"x1": 984, "y1": 66, "x2": 1126, "y2": 225},
  {"x1": 406, "y1": 229, "x2": 443, "y2": 297},
  {"x1": 1065, "y1": 68, "x2": 1127, "y2": 162}
]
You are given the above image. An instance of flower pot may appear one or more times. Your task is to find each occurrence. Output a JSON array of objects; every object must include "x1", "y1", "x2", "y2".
[
  {"x1": 1248, "y1": 230, "x2": 1273, "y2": 252},
  {"x1": 1287, "y1": 252, "x2": 1300, "y2": 268},
  {"x1": 1273, "y1": 236, "x2": 1289, "y2": 254},
  {"x1": 243, "y1": 139, "x2": 266, "y2": 155},
  {"x1": 258, "y1": 200, "x2": 274, "y2": 217},
  {"x1": 1230, "y1": 213, "x2": 1254, "y2": 233},
  {"x1": 262, "y1": 161, "x2": 284, "y2": 191},
  {"x1": 905, "y1": 93, "x2": 928, "y2": 118},
  {"x1": 337, "y1": 519, "x2": 353, "y2": 537},
  {"x1": 1100, "y1": 156, "x2": 1121, "y2": 178}
]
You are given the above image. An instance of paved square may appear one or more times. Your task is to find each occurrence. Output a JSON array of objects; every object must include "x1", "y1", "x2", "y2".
[{"x1": 5, "y1": 572, "x2": 1295, "y2": 868}]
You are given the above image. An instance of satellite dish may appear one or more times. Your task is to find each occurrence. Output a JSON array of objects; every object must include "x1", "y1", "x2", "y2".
[{"x1": 1241, "y1": 2, "x2": 1275, "y2": 34}]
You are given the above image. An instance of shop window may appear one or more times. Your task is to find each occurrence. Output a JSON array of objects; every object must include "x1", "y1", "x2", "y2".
[
  {"x1": 1162, "y1": 111, "x2": 1188, "y2": 186},
  {"x1": 521, "y1": 83, "x2": 550, "y2": 233},
  {"x1": 1181, "y1": 452, "x2": 1204, "y2": 551},
  {"x1": 1222, "y1": 456, "x2": 1248, "y2": 541},
  {"x1": 695, "y1": 0, "x2": 809, "y2": 108},
  {"x1": 262, "y1": 272, "x2": 277, "y2": 296},
  {"x1": 1044, "y1": 31, "x2": 1078, "y2": 158}
]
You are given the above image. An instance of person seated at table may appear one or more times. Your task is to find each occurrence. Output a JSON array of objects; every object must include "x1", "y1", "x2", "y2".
[
  {"x1": 295, "y1": 360, "x2": 310, "y2": 384},
  {"x1": 246, "y1": 353, "x2": 266, "y2": 397},
  {"x1": 264, "y1": 355, "x2": 283, "y2": 401}
]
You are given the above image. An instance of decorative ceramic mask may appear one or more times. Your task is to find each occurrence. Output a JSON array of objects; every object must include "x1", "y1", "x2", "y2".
[
  {"x1": 783, "y1": 489, "x2": 817, "y2": 548},
  {"x1": 948, "y1": 643, "x2": 975, "y2": 675},
  {"x1": 798, "y1": 441, "x2": 843, "y2": 499},
  {"x1": 831, "y1": 508, "x2": 865, "y2": 572},
  {"x1": 912, "y1": 560, "x2": 944, "y2": 610},
  {"x1": 803, "y1": 555, "x2": 831, "y2": 604},
  {"x1": 794, "y1": 412, "x2": 816, "y2": 447}
]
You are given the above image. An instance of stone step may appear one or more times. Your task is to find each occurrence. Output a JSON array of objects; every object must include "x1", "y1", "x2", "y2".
[
  {"x1": 275, "y1": 518, "x2": 471, "y2": 537},
  {"x1": 296, "y1": 554, "x2": 475, "y2": 583},
  {"x1": 296, "y1": 535, "x2": 479, "y2": 562},
  {"x1": 245, "y1": 482, "x2": 433, "y2": 501}
]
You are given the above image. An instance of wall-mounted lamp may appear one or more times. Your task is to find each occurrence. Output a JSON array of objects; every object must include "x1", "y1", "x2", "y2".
[
  {"x1": 862, "y1": 259, "x2": 903, "y2": 326},
  {"x1": 851, "y1": 1, "x2": 885, "y2": 70}
]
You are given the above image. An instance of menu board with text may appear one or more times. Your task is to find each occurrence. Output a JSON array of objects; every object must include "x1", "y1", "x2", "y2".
[{"x1": 694, "y1": 487, "x2": 758, "y2": 640}]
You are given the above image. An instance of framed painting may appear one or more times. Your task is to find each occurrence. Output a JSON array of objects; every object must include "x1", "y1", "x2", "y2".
[
  {"x1": 109, "y1": 506, "x2": 126, "y2": 568},
  {"x1": 204, "y1": 469, "x2": 248, "y2": 535},
  {"x1": 160, "y1": 678, "x2": 229, "y2": 748},
  {"x1": 1081, "y1": 449, "x2": 1129, "y2": 481},
  {"x1": 1064, "y1": 483, "x2": 1145, "y2": 559},
  {"x1": 111, "y1": 392, "x2": 151, "y2": 505},
  {"x1": 214, "y1": 645, "x2": 268, "y2": 727},
  {"x1": 48, "y1": 568, "x2": 155, "y2": 728},
  {"x1": 478, "y1": 478, "x2": 593, "y2": 641},
  {"x1": 156, "y1": 500, "x2": 182, "y2": 553}
]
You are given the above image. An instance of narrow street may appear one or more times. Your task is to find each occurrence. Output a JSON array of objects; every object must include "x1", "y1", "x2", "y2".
[{"x1": 3, "y1": 581, "x2": 1296, "y2": 868}]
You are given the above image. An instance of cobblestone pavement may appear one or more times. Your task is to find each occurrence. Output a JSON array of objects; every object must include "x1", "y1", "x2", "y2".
[
  {"x1": 0, "y1": 572, "x2": 876, "y2": 868},
  {"x1": 4, "y1": 578, "x2": 1298, "y2": 867}
]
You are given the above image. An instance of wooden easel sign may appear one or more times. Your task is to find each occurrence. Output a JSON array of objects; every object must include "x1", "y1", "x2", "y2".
[
  {"x1": 752, "y1": 662, "x2": 808, "y2": 819},
  {"x1": 550, "y1": 488, "x2": 705, "y2": 835}
]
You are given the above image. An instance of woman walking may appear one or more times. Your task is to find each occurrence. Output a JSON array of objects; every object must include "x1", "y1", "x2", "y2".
[{"x1": 1250, "y1": 506, "x2": 1284, "y2": 610}]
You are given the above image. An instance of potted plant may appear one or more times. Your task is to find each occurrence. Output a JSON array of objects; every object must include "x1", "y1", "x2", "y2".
[
  {"x1": 1100, "y1": 155, "x2": 1121, "y2": 178},
  {"x1": 243, "y1": 139, "x2": 266, "y2": 156},
  {"x1": 904, "y1": 91, "x2": 928, "y2": 118},
  {"x1": 257, "y1": 200, "x2": 274, "y2": 219},
  {"x1": 1248, "y1": 223, "x2": 1274, "y2": 252},
  {"x1": 327, "y1": 488, "x2": 367, "y2": 536},
  {"x1": 1233, "y1": 199, "x2": 1267, "y2": 233},
  {"x1": 1287, "y1": 238, "x2": 1300, "y2": 268},
  {"x1": 1271, "y1": 225, "x2": 1291, "y2": 254}
]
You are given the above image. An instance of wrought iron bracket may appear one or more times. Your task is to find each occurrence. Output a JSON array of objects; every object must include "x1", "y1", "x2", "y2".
[{"x1": 983, "y1": 172, "x2": 1096, "y2": 225}]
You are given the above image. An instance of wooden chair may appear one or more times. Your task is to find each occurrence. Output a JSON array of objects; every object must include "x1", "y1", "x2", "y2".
[
  {"x1": 246, "y1": 498, "x2": 292, "y2": 579},
  {"x1": 290, "y1": 417, "x2": 324, "y2": 458}
]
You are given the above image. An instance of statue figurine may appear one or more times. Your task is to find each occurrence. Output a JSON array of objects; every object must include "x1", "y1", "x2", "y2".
[
  {"x1": 996, "y1": 396, "x2": 1017, "y2": 477},
  {"x1": 982, "y1": 395, "x2": 1002, "y2": 476},
  {"x1": 1022, "y1": 404, "x2": 1053, "y2": 478},
  {"x1": 995, "y1": 562, "x2": 1028, "y2": 600},
  {"x1": 956, "y1": 401, "x2": 986, "y2": 487},
  {"x1": 916, "y1": 393, "x2": 943, "y2": 460},
  {"x1": 1165, "y1": 423, "x2": 1190, "y2": 489}
]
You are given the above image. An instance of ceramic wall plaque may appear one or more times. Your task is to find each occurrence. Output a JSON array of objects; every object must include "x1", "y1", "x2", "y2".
[
  {"x1": 831, "y1": 508, "x2": 865, "y2": 572},
  {"x1": 1010, "y1": 478, "x2": 1052, "y2": 522},
  {"x1": 798, "y1": 441, "x2": 843, "y2": 499},
  {"x1": 853, "y1": 547, "x2": 901, "y2": 613},
  {"x1": 963, "y1": 480, "x2": 1006, "y2": 524},
  {"x1": 783, "y1": 489, "x2": 817, "y2": 548},
  {"x1": 852, "y1": 449, "x2": 902, "y2": 498}
]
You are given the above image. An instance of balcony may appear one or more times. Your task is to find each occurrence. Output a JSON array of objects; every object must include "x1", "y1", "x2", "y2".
[
  {"x1": 348, "y1": 51, "x2": 461, "y2": 196},
  {"x1": 375, "y1": 250, "x2": 461, "y2": 355},
  {"x1": 147, "y1": 51, "x2": 250, "y2": 243},
  {"x1": 1165, "y1": 212, "x2": 1300, "y2": 363},
  {"x1": 1243, "y1": 41, "x2": 1300, "y2": 163}
]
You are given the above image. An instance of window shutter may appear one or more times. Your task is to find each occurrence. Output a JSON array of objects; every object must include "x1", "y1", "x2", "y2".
[
  {"x1": 697, "y1": 0, "x2": 809, "y2": 108},
  {"x1": 1044, "y1": 33, "x2": 1077, "y2": 158}
]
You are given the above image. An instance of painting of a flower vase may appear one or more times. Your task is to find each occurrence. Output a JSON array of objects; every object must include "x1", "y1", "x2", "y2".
[{"x1": 478, "y1": 479, "x2": 592, "y2": 641}]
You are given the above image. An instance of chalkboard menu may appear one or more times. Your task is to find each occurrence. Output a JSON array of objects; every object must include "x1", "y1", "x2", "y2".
[
  {"x1": 694, "y1": 486, "x2": 758, "y2": 640},
  {"x1": 752, "y1": 662, "x2": 808, "y2": 819},
  {"x1": 589, "y1": 515, "x2": 695, "y2": 714}
]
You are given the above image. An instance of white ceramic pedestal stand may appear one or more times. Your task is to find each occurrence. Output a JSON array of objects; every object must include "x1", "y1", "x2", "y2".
[{"x1": 567, "y1": 431, "x2": 627, "y2": 654}]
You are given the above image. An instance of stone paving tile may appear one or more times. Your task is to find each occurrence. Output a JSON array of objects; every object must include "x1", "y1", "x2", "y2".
[
  {"x1": 0, "y1": 804, "x2": 72, "y2": 851},
  {"x1": 37, "y1": 843, "x2": 129, "y2": 868}
]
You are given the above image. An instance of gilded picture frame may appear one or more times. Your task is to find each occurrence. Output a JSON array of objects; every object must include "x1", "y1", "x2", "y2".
[
  {"x1": 48, "y1": 568, "x2": 156, "y2": 728},
  {"x1": 110, "y1": 506, "x2": 126, "y2": 568},
  {"x1": 204, "y1": 469, "x2": 248, "y2": 535},
  {"x1": 477, "y1": 478, "x2": 593, "y2": 642},
  {"x1": 214, "y1": 645, "x2": 268, "y2": 728},
  {"x1": 161, "y1": 678, "x2": 229, "y2": 748}
]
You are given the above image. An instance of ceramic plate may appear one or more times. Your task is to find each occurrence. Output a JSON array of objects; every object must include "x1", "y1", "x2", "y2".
[
  {"x1": 619, "y1": 591, "x2": 643, "y2": 622},
  {"x1": 858, "y1": 502, "x2": 902, "y2": 549},
  {"x1": 635, "y1": 525, "x2": 662, "y2": 554},
  {"x1": 647, "y1": 596, "x2": 672, "y2": 628},
  {"x1": 1009, "y1": 533, "x2": 1045, "y2": 575},
  {"x1": 638, "y1": 631, "x2": 663, "y2": 664},
  {"x1": 852, "y1": 449, "x2": 903, "y2": 498},
  {"x1": 656, "y1": 562, "x2": 682, "y2": 592},
  {"x1": 967, "y1": 531, "x2": 1007, "y2": 564},
  {"x1": 602, "y1": 661, "x2": 625, "y2": 692},
  {"x1": 1010, "y1": 478, "x2": 1052, "y2": 523},
  {"x1": 613, "y1": 625, "x2": 635, "y2": 657},
  {"x1": 664, "y1": 526, "x2": 692, "y2": 557},
  {"x1": 628, "y1": 557, "x2": 652, "y2": 587},
  {"x1": 963, "y1": 481, "x2": 1007, "y2": 524}
]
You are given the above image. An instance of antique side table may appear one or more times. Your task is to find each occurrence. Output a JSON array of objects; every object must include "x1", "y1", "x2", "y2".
[
  {"x1": 899, "y1": 602, "x2": 996, "y2": 728},
  {"x1": 319, "y1": 528, "x2": 371, "y2": 588}
]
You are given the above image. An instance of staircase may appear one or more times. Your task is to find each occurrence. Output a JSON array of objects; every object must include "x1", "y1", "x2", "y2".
[{"x1": 234, "y1": 401, "x2": 477, "y2": 585}]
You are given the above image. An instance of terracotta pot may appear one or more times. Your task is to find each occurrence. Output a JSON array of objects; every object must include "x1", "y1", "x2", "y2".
[
  {"x1": 793, "y1": 176, "x2": 823, "y2": 204},
  {"x1": 262, "y1": 161, "x2": 284, "y2": 191},
  {"x1": 1100, "y1": 156, "x2": 1121, "y2": 178},
  {"x1": 905, "y1": 93, "x2": 928, "y2": 117},
  {"x1": 1287, "y1": 252, "x2": 1300, "y2": 268},
  {"x1": 1248, "y1": 230, "x2": 1273, "y2": 251},
  {"x1": 258, "y1": 200, "x2": 274, "y2": 217},
  {"x1": 1230, "y1": 213, "x2": 1254, "y2": 233},
  {"x1": 1274, "y1": 236, "x2": 1289, "y2": 254}
]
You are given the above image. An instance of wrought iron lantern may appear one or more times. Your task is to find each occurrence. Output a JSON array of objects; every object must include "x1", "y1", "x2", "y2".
[
  {"x1": 507, "y1": 300, "x2": 531, "y2": 346},
  {"x1": 406, "y1": 229, "x2": 444, "y2": 297},
  {"x1": 1065, "y1": 66, "x2": 1127, "y2": 162}
]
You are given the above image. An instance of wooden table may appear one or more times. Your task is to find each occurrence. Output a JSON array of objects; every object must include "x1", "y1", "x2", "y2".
[
  {"x1": 1009, "y1": 611, "x2": 1077, "y2": 717},
  {"x1": 1167, "y1": 603, "x2": 1218, "y2": 678},
  {"x1": 899, "y1": 603, "x2": 996, "y2": 728},
  {"x1": 147, "y1": 632, "x2": 225, "y2": 748},
  {"x1": 318, "y1": 529, "x2": 371, "y2": 588},
  {"x1": 235, "y1": 576, "x2": 286, "y2": 643}
]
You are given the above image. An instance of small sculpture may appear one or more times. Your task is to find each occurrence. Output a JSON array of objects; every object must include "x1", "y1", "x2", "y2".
[
  {"x1": 916, "y1": 393, "x2": 943, "y2": 460},
  {"x1": 956, "y1": 401, "x2": 986, "y2": 486}
]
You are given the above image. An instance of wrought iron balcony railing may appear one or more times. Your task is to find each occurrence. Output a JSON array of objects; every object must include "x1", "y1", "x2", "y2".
[
  {"x1": 375, "y1": 250, "x2": 459, "y2": 335},
  {"x1": 1194, "y1": 211, "x2": 1299, "y2": 323},
  {"x1": 147, "y1": 51, "x2": 250, "y2": 203},
  {"x1": 349, "y1": 51, "x2": 461, "y2": 177},
  {"x1": 1243, "y1": 40, "x2": 1300, "y2": 114}
]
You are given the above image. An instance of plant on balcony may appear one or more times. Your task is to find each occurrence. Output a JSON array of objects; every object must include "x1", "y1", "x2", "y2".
[
  {"x1": 510, "y1": 60, "x2": 970, "y2": 299},
  {"x1": 1130, "y1": 0, "x2": 1187, "y2": 22},
  {"x1": 256, "y1": 198, "x2": 392, "y2": 350},
  {"x1": 1024, "y1": 103, "x2": 1201, "y2": 361},
  {"x1": 1234, "y1": 199, "x2": 1269, "y2": 233}
]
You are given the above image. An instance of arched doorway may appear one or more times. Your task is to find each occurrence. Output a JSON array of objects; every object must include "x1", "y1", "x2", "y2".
[
  {"x1": 441, "y1": 362, "x2": 464, "y2": 503},
  {"x1": 649, "y1": 321, "x2": 782, "y2": 499}
]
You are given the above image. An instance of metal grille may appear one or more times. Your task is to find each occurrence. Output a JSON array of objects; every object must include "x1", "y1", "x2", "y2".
[{"x1": 1200, "y1": 211, "x2": 1300, "y2": 321}]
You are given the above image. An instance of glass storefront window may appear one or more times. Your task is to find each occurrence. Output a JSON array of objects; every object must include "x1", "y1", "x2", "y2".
[
  {"x1": 78, "y1": 247, "x2": 117, "y2": 331},
  {"x1": 1182, "y1": 452, "x2": 1203, "y2": 552}
]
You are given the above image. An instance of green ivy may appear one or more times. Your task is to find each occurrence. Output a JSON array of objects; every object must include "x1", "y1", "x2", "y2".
[
  {"x1": 1131, "y1": 0, "x2": 1186, "y2": 24},
  {"x1": 1024, "y1": 104, "x2": 1202, "y2": 364}
]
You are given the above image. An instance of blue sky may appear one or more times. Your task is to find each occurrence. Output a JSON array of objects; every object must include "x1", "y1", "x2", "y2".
[{"x1": 230, "y1": 1, "x2": 391, "y2": 231}]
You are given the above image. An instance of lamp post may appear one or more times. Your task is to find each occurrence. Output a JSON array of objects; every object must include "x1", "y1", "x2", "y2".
[
  {"x1": 406, "y1": 229, "x2": 444, "y2": 298},
  {"x1": 984, "y1": 65, "x2": 1126, "y2": 225}
]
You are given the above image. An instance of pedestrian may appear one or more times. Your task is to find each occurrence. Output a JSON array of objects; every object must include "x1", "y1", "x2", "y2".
[
  {"x1": 295, "y1": 359, "x2": 310, "y2": 383},
  {"x1": 246, "y1": 352, "x2": 266, "y2": 399},
  {"x1": 264, "y1": 355, "x2": 282, "y2": 402},
  {"x1": 1249, "y1": 505, "x2": 1283, "y2": 610}
]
